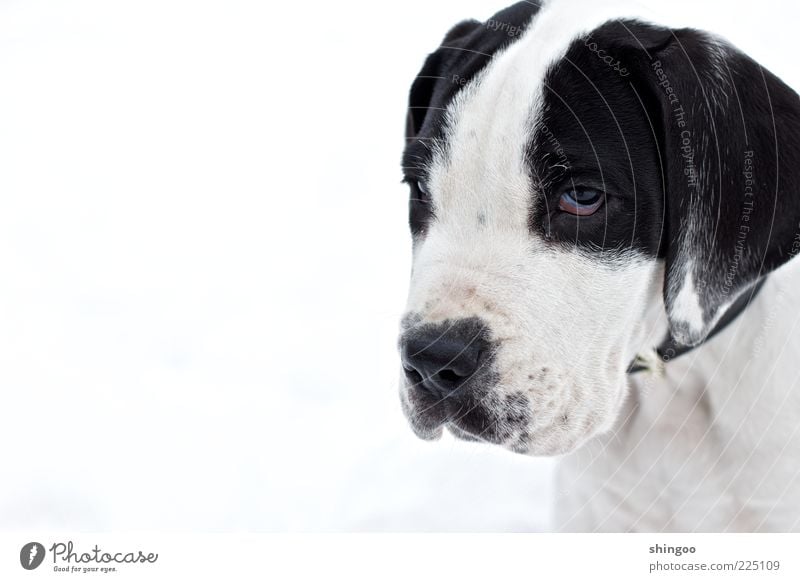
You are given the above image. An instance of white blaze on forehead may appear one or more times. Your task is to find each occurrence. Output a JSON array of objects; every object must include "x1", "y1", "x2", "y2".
[{"x1": 427, "y1": 0, "x2": 656, "y2": 232}]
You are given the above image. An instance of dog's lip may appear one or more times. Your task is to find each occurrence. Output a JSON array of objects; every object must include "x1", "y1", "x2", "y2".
[
  {"x1": 445, "y1": 423, "x2": 485, "y2": 443},
  {"x1": 402, "y1": 383, "x2": 447, "y2": 441},
  {"x1": 403, "y1": 377, "x2": 504, "y2": 444},
  {"x1": 410, "y1": 422, "x2": 444, "y2": 441}
]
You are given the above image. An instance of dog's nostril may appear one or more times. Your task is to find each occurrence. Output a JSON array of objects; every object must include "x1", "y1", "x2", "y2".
[
  {"x1": 403, "y1": 366, "x2": 423, "y2": 386},
  {"x1": 436, "y1": 369, "x2": 463, "y2": 385}
]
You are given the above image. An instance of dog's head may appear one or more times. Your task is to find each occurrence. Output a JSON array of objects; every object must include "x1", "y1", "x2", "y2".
[{"x1": 398, "y1": 1, "x2": 800, "y2": 455}]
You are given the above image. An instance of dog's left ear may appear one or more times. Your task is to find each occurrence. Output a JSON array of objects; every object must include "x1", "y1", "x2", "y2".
[{"x1": 633, "y1": 25, "x2": 800, "y2": 346}]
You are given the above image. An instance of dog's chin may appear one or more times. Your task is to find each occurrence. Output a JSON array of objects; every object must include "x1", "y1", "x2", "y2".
[
  {"x1": 445, "y1": 409, "x2": 618, "y2": 457},
  {"x1": 407, "y1": 410, "x2": 611, "y2": 457}
]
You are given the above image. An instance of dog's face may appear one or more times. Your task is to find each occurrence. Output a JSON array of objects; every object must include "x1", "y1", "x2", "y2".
[{"x1": 398, "y1": 1, "x2": 800, "y2": 455}]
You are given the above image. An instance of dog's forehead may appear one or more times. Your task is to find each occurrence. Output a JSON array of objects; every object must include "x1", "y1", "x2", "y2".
[{"x1": 426, "y1": 0, "x2": 656, "y2": 225}]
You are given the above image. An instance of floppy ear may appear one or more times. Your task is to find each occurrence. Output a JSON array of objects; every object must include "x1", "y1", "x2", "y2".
[
  {"x1": 642, "y1": 27, "x2": 800, "y2": 345},
  {"x1": 405, "y1": 2, "x2": 542, "y2": 140},
  {"x1": 405, "y1": 19, "x2": 481, "y2": 140}
]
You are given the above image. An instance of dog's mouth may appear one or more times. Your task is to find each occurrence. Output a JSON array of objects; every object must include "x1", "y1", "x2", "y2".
[
  {"x1": 400, "y1": 370, "x2": 533, "y2": 449},
  {"x1": 403, "y1": 401, "x2": 518, "y2": 446},
  {"x1": 445, "y1": 423, "x2": 487, "y2": 443},
  {"x1": 400, "y1": 359, "x2": 617, "y2": 457}
]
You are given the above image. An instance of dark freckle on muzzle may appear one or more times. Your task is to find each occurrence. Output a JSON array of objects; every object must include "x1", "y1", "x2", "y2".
[
  {"x1": 504, "y1": 392, "x2": 531, "y2": 426},
  {"x1": 510, "y1": 430, "x2": 531, "y2": 454},
  {"x1": 492, "y1": 392, "x2": 531, "y2": 443}
]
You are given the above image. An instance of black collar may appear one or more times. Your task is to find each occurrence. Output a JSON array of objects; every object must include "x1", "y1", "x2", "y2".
[{"x1": 627, "y1": 277, "x2": 768, "y2": 374}]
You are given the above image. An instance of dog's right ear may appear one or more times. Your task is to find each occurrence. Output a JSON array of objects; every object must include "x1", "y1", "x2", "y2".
[
  {"x1": 406, "y1": 19, "x2": 481, "y2": 140},
  {"x1": 614, "y1": 21, "x2": 800, "y2": 346}
]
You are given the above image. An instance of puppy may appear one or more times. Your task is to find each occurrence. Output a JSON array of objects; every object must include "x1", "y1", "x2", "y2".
[{"x1": 398, "y1": 0, "x2": 800, "y2": 531}]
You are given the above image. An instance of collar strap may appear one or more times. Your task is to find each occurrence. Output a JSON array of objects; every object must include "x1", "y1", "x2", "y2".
[{"x1": 627, "y1": 277, "x2": 768, "y2": 374}]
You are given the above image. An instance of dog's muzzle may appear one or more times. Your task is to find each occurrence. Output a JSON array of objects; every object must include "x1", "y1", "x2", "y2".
[{"x1": 399, "y1": 317, "x2": 512, "y2": 442}]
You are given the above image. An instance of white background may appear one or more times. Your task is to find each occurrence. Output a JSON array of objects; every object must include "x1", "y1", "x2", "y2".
[{"x1": 0, "y1": 0, "x2": 797, "y2": 532}]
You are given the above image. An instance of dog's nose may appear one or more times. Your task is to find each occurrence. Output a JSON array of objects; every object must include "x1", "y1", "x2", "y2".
[{"x1": 401, "y1": 319, "x2": 489, "y2": 395}]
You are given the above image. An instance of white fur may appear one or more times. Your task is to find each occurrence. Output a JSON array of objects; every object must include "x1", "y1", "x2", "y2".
[{"x1": 669, "y1": 262, "x2": 706, "y2": 342}]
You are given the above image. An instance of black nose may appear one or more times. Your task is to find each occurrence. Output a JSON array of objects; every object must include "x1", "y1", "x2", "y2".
[{"x1": 401, "y1": 318, "x2": 489, "y2": 396}]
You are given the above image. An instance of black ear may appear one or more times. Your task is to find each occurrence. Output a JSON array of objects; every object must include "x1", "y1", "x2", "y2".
[
  {"x1": 405, "y1": 2, "x2": 542, "y2": 141},
  {"x1": 639, "y1": 26, "x2": 800, "y2": 345},
  {"x1": 406, "y1": 19, "x2": 481, "y2": 140}
]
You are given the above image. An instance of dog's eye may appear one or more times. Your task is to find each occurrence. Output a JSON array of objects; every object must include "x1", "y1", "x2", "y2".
[
  {"x1": 415, "y1": 180, "x2": 429, "y2": 202},
  {"x1": 558, "y1": 187, "x2": 604, "y2": 216},
  {"x1": 408, "y1": 179, "x2": 433, "y2": 235}
]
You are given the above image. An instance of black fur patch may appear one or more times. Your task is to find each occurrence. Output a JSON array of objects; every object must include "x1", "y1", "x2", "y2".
[
  {"x1": 550, "y1": 20, "x2": 800, "y2": 341},
  {"x1": 402, "y1": 2, "x2": 542, "y2": 236},
  {"x1": 530, "y1": 22, "x2": 668, "y2": 257}
]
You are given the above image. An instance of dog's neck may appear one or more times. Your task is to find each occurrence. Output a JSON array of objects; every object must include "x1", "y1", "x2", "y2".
[{"x1": 558, "y1": 258, "x2": 800, "y2": 532}]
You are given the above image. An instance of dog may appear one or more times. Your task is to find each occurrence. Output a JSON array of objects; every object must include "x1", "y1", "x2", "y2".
[{"x1": 397, "y1": 0, "x2": 800, "y2": 532}]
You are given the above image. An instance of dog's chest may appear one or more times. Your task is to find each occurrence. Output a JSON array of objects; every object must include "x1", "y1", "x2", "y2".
[
  {"x1": 555, "y1": 270, "x2": 800, "y2": 532},
  {"x1": 557, "y1": 382, "x2": 800, "y2": 531}
]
